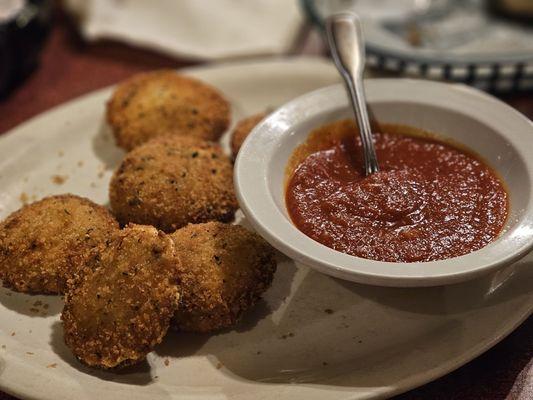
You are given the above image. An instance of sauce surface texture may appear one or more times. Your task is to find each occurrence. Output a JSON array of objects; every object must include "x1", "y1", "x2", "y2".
[{"x1": 286, "y1": 120, "x2": 508, "y2": 262}]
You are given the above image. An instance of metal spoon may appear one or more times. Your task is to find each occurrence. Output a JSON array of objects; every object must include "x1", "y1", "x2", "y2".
[{"x1": 326, "y1": 13, "x2": 379, "y2": 175}]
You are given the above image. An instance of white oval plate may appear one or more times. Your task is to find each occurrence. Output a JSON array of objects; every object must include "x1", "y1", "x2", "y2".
[{"x1": 0, "y1": 57, "x2": 531, "y2": 400}]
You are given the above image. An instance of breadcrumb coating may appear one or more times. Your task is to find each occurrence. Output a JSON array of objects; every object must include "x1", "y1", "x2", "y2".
[
  {"x1": 170, "y1": 222, "x2": 276, "y2": 333},
  {"x1": 230, "y1": 112, "x2": 267, "y2": 159},
  {"x1": 109, "y1": 136, "x2": 238, "y2": 233},
  {"x1": 107, "y1": 70, "x2": 231, "y2": 151},
  {"x1": 61, "y1": 224, "x2": 180, "y2": 369},
  {"x1": 0, "y1": 195, "x2": 118, "y2": 294}
]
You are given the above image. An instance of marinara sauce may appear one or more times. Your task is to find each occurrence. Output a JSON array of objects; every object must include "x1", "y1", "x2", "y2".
[{"x1": 286, "y1": 120, "x2": 508, "y2": 262}]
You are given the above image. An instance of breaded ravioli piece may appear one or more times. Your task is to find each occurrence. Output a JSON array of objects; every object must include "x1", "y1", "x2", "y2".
[
  {"x1": 0, "y1": 195, "x2": 118, "y2": 294},
  {"x1": 170, "y1": 222, "x2": 276, "y2": 333},
  {"x1": 62, "y1": 224, "x2": 180, "y2": 369},
  {"x1": 107, "y1": 70, "x2": 231, "y2": 150},
  {"x1": 109, "y1": 136, "x2": 238, "y2": 233},
  {"x1": 230, "y1": 112, "x2": 268, "y2": 159}
]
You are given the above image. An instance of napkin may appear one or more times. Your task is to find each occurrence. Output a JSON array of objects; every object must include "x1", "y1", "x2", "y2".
[{"x1": 63, "y1": 0, "x2": 304, "y2": 60}]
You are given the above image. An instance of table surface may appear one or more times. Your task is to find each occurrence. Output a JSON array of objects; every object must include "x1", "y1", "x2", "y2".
[{"x1": 0, "y1": 10, "x2": 531, "y2": 400}]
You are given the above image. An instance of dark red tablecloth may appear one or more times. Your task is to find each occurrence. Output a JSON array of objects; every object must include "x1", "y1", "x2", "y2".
[{"x1": 0, "y1": 11, "x2": 531, "y2": 400}]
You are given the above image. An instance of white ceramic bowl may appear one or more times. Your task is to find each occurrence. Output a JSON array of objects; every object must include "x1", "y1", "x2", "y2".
[{"x1": 234, "y1": 79, "x2": 533, "y2": 287}]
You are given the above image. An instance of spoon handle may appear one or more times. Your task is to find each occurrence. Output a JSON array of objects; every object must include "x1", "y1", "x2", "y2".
[{"x1": 326, "y1": 13, "x2": 379, "y2": 175}]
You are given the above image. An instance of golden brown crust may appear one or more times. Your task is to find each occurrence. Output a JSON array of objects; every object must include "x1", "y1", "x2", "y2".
[
  {"x1": 109, "y1": 136, "x2": 238, "y2": 233},
  {"x1": 0, "y1": 195, "x2": 119, "y2": 294},
  {"x1": 170, "y1": 222, "x2": 276, "y2": 333},
  {"x1": 107, "y1": 70, "x2": 231, "y2": 151},
  {"x1": 230, "y1": 112, "x2": 267, "y2": 159},
  {"x1": 61, "y1": 224, "x2": 180, "y2": 369}
]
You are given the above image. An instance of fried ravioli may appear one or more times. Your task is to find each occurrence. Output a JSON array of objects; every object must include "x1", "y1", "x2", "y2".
[
  {"x1": 0, "y1": 195, "x2": 118, "y2": 294},
  {"x1": 109, "y1": 136, "x2": 238, "y2": 232},
  {"x1": 230, "y1": 112, "x2": 267, "y2": 159},
  {"x1": 170, "y1": 222, "x2": 276, "y2": 333},
  {"x1": 107, "y1": 70, "x2": 231, "y2": 150},
  {"x1": 61, "y1": 224, "x2": 180, "y2": 369}
]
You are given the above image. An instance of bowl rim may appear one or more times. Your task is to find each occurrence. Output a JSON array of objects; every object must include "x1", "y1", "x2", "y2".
[{"x1": 234, "y1": 78, "x2": 533, "y2": 287}]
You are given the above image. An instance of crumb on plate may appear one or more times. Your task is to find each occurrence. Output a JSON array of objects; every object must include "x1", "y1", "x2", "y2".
[
  {"x1": 51, "y1": 175, "x2": 68, "y2": 185},
  {"x1": 19, "y1": 192, "x2": 29, "y2": 205}
]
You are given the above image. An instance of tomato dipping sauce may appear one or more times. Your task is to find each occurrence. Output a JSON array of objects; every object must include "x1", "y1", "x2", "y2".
[{"x1": 285, "y1": 120, "x2": 508, "y2": 262}]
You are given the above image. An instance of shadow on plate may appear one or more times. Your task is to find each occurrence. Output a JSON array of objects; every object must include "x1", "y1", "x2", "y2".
[
  {"x1": 180, "y1": 258, "x2": 531, "y2": 387},
  {"x1": 195, "y1": 268, "x2": 464, "y2": 386},
  {"x1": 92, "y1": 120, "x2": 124, "y2": 171},
  {"x1": 0, "y1": 289, "x2": 62, "y2": 317},
  {"x1": 49, "y1": 321, "x2": 155, "y2": 386},
  {"x1": 335, "y1": 257, "x2": 533, "y2": 316},
  {"x1": 155, "y1": 257, "x2": 298, "y2": 359},
  {"x1": 0, "y1": 355, "x2": 5, "y2": 376},
  {"x1": 154, "y1": 330, "x2": 210, "y2": 359}
]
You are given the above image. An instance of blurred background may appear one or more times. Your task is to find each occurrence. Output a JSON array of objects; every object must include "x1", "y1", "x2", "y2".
[
  {"x1": 1, "y1": 0, "x2": 532, "y2": 134},
  {"x1": 0, "y1": 1, "x2": 531, "y2": 399}
]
